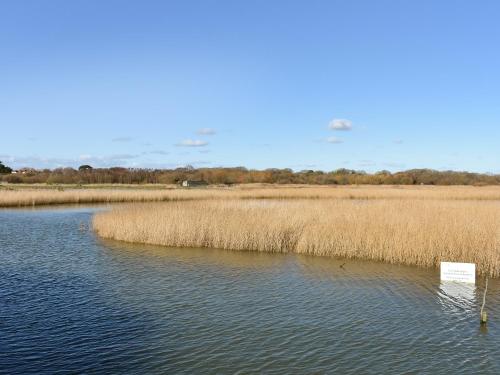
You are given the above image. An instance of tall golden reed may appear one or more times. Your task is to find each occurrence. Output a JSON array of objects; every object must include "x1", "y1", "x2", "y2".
[
  {"x1": 2, "y1": 185, "x2": 500, "y2": 207},
  {"x1": 93, "y1": 198, "x2": 500, "y2": 277}
]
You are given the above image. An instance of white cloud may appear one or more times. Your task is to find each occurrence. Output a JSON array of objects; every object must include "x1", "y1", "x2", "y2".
[
  {"x1": 326, "y1": 137, "x2": 343, "y2": 144},
  {"x1": 2, "y1": 154, "x2": 142, "y2": 169},
  {"x1": 197, "y1": 128, "x2": 216, "y2": 135},
  {"x1": 176, "y1": 139, "x2": 209, "y2": 147},
  {"x1": 328, "y1": 119, "x2": 352, "y2": 131},
  {"x1": 3, "y1": 155, "x2": 75, "y2": 168}
]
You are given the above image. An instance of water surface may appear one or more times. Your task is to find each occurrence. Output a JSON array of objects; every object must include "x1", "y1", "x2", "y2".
[{"x1": 1, "y1": 208, "x2": 499, "y2": 374}]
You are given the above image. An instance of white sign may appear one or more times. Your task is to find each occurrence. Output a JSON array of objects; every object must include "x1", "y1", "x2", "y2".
[{"x1": 440, "y1": 262, "x2": 475, "y2": 284}]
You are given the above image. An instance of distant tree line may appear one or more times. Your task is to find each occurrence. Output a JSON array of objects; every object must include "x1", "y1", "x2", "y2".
[
  {"x1": 0, "y1": 161, "x2": 12, "y2": 174},
  {"x1": 1, "y1": 163, "x2": 499, "y2": 185}
]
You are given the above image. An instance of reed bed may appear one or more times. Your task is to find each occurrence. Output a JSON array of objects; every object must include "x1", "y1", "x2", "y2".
[
  {"x1": 93, "y1": 198, "x2": 500, "y2": 277},
  {"x1": 2, "y1": 185, "x2": 500, "y2": 207},
  {"x1": 0, "y1": 188, "x2": 220, "y2": 207}
]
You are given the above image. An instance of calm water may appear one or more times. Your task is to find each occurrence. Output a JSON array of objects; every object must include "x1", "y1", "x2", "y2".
[{"x1": 1, "y1": 208, "x2": 499, "y2": 374}]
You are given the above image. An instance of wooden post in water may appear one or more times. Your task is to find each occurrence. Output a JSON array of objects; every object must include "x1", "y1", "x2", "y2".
[{"x1": 480, "y1": 277, "x2": 488, "y2": 325}]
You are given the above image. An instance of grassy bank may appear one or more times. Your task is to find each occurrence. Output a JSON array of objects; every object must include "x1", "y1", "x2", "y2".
[
  {"x1": 2, "y1": 185, "x2": 500, "y2": 207},
  {"x1": 93, "y1": 198, "x2": 500, "y2": 277}
]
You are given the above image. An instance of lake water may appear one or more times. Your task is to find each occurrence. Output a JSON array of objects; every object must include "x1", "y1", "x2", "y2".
[{"x1": 1, "y1": 207, "x2": 499, "y2": 374}]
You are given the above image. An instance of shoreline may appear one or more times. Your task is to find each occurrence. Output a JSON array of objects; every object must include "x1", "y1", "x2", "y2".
[{"x1": 92, "y1": 198, "x2": 500, "y2": 278}]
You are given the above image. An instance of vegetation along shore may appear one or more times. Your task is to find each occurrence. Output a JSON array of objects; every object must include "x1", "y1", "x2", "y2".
[
  {"x1": 2, "y1": 185, "x2": 500, "y2": 207},
  {"x1": 3, "y1": 178, "x2": 498, "y2": 277},
  {"x1": 91, "y1": 186, "x2": 500, "y2": 277}
]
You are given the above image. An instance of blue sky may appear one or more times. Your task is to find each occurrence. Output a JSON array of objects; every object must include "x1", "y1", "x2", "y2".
[{"x1": 1, "y1": 0, "x2": 499, "y2": 172}]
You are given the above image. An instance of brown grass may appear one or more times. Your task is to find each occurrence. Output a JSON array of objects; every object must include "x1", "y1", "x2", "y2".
[
  {"x1": 2, "y1": 184, "x2": 500, "y2": 207},
  {"x1": 93, "y1": 197, "x2": 500, "y2": 277},
  {"x1": 0, "y1": 188, "x2": 220, "y2": 207},
  {"x1": 3, "y1": 184, "x2": 499, "y2": 276}
]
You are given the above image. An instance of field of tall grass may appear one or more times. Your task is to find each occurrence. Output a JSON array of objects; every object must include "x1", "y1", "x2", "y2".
[
  {"x1": 2, "y1": 183, "x2": 498, "y2": 275},
  {"x1": 2, "y1": 184, "x2": 500, "y2": 207},
  {"x1": 0, "y1": 187, "x2": 218, "y2": 207},
  {"x1": 93, "y1": 195, "x2": 500, "y2": 277}
]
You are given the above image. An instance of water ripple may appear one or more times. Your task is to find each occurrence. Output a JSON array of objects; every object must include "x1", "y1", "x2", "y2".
[{"x1": 0, "y1": 208, "x2": 499, "y2": 374}]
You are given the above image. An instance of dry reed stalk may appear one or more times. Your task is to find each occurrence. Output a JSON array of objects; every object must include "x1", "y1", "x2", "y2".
[
  {"x1": 93, "y1": 199, "x2": 500, "y2": 277},
  {"x1": 2, "y1": 185, "x2": 500, "y2": 207}
]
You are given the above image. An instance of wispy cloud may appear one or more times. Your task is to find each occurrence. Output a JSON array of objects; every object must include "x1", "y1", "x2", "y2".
[
  {"x1": 2, "y1": 155, "x2": 86, "y2": 168},
  {"x1": 358, "y1": 160, "x2": 376, "y2": 167},
  {"x1": 3, "y1": 153, "x2": 141, "y2": 169},
  {"x1": 176, "y1": 139, "x2": 209, "y2": 147},
  {"x1": 112, "y1": 136, "x2": 134, "y2": 142},
  {"x1": 197, "y1": 128, "x2": 216, "y2": 135},
  {"x1": 326, "y1": 137, "x2": 343, "y2": 144},
  {"x1": 108, "y1": 154, "x2": 138, "y2": 160},
  {"x1": 292, "y1": 164, "x2": 318, "y2": 170},
  {"x1": 147, "y1": 150, "x2": 170, "y2": 155},
  {"x1": 77, "y1": 153, "x2": 140, "y2": 164},
  {"x1": 0, "y1": 154, "x2": 17, "y2": 163},
  {"x1": 328, "y1": 119, "x2": 352, "y2": 131},
  {"x1": 393, "y1": 139, "x2": 403, "y2": 144},
  {"x1": 384, "y1": 162, "x2": 406, "y2": 169}
]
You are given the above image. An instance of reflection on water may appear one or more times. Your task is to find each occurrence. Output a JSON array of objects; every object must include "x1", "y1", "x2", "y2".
[
  {"x1": 439, "y1": 282, "x2": 477, "y2": 308},
  {"x1": 0, "y1": 208, "x2": 499, "y2": 374}
]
